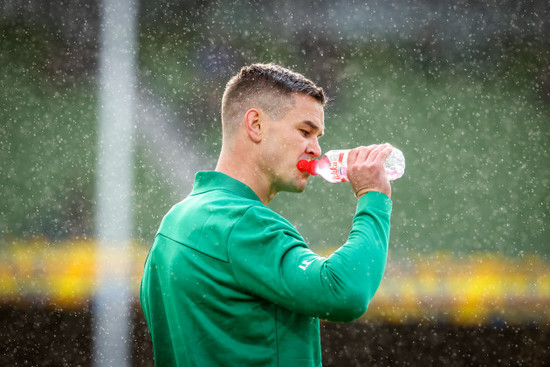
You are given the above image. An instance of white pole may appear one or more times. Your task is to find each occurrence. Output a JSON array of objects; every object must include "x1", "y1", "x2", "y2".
[{"x1": 94, "y1": 0, "x2": 138, "y2": 365}]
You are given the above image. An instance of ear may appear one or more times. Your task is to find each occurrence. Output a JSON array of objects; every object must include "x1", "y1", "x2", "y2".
[{"x1": 244, "y1": 109, "x2": 262, "y2": 143}]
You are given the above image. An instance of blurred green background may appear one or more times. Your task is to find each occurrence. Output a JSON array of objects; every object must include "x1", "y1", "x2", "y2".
[
  {"x1": 1, "y1": 0, "x2": 548, "y2": 260},
  {"x1": 1, "y1": 1, "x2": 549, "y2": 365}
]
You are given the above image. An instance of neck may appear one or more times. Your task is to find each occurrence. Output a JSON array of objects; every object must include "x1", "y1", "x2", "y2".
[{"x1": 215, "y1": 143, "x2": 275, "y2": 205}]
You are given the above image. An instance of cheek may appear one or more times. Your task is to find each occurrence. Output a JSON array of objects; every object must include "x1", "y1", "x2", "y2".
[
  {"x1": 280, "y1": 141, "x2": 290, "y2": 150},
  {"x1": 273, "y1": 134, "x2": 293, "y2": 151}
]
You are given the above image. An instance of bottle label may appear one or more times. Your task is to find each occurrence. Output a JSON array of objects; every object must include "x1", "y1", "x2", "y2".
[{"x1": 329, "y1": 151, "x2": 349, "y2": 182}]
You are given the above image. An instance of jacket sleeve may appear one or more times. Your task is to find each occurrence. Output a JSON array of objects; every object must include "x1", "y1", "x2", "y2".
[{"x1": 227, "y1": 191, "x2": 392, "y2": 322}]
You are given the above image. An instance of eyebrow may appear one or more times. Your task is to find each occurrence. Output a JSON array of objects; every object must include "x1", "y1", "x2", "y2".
[{"x1": 302, "y1": 120, "x2": 324, "y2": 137}]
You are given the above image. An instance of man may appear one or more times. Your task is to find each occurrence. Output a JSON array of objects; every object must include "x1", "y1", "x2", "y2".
[{"x1": 140, "y1": 63, "x2": 394, "y2": 366}]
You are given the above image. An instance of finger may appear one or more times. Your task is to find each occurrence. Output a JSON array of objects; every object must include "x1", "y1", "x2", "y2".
[
  {"x1": 355, "y1": 146, "x2": 370, "y2": 163},
  {"x1": 365, "y1": 144, "x2": 389, "y2": 164},
  {"x1": 347, "y1": 146, "x2": 363, "y2": 162},
  {"x1": 371, "y1": 144, "x2": 393, "y2": 165},
  {"x1": 348, "y1": 145, "x2": 370, "y2": 165}
]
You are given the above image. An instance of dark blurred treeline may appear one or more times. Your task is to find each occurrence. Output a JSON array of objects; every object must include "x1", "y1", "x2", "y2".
[{"x1": 1, "y1": 0, "x2": 548, "y2": 89}]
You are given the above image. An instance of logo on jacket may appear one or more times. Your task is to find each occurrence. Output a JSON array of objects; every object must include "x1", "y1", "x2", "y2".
[{"x1": 299, "y1": 259, "x2": 314, "y2": 270}]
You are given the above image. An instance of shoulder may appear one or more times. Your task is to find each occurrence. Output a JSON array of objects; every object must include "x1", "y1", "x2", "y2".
[
  {"x1": 228, "y1": 203, "x2": 305, "y2": 254},
  {"x1": 235, "y1": 203, "x2": 298, "y2": 236}
]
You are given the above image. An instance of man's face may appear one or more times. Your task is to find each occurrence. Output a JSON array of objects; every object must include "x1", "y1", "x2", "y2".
[{"x1": 259, "y1": 93, "x2": 324, "y2": 194}]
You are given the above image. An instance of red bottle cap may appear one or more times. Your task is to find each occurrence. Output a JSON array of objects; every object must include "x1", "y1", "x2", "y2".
[{"x1": 297, "y1": 160, "x2": 317, "y2": 175}]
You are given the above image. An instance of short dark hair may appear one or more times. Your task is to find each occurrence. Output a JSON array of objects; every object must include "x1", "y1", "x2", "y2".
[{"x1": 221, "y1": 63, "x2": 326, "y2": 136}]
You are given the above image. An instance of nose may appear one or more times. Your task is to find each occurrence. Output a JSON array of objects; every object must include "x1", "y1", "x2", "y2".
[{"x1": 307, "y1": 138, "x2": 322, "y2": 158}]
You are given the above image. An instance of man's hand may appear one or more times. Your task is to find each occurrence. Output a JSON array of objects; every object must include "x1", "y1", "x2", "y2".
[{"x1": 347, "y1": 144, "x2": 393, "y2": 199}]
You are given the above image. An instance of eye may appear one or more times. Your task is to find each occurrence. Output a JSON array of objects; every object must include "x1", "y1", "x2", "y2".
[{"x1": 300, "y1": 129, "x2": 310, "y2": 137}]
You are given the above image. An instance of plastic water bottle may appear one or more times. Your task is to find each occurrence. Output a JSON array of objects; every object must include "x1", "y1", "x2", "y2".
[{"x1": 297, "y1": 148, "x2": 405, "y2": 183}]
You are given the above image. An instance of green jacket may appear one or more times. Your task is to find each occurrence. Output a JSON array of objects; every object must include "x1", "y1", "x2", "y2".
[{"x1": 140, "y1": 171, "x2": 392, "y2": 366}]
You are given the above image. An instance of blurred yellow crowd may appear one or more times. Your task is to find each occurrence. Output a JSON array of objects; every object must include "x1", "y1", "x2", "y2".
[
  {"x1": 367, "y1": 252, "x2": 550, "y2": 325},
  {"x1": 1, "y1": 239, "x2": 548, "y2": 325}
]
